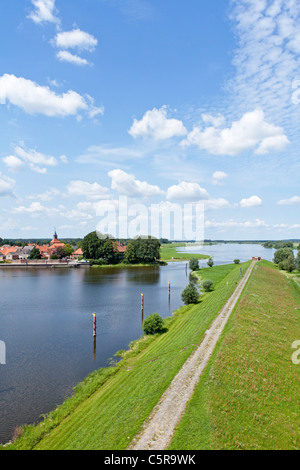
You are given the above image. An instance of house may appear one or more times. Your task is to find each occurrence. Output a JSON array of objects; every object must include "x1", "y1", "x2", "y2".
[{"x1": 72, "y1": 248, "x2": 83, "y2": 259}]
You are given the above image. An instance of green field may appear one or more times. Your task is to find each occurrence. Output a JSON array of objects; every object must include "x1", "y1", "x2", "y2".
[
  {"x1": 5, "y1": 261, "x2": 248, "y2": 450},
  {"x1": 160, "y1": 243, "x2": 210, "y2": 261},
  {"x1": 170, "y1": 261, "x2": 300, "y2": 450}
]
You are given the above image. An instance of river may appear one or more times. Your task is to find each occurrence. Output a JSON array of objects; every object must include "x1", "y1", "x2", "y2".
[{"x1": 0, "y1": 243, "x2": 278, "y2": 444}]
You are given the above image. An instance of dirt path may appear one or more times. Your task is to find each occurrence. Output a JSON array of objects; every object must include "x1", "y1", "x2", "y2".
[{"x1": 128, "y1": 261, "x2": 256, "y2": 451}]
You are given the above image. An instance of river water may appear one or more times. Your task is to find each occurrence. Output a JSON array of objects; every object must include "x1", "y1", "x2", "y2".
[{"x1": 0, "y1": 243, "x2": 277, "y2": 444}]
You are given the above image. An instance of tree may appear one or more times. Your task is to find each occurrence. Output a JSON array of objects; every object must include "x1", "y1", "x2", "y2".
[
  {"x1": 81, "y1": 231, "x2": 116, "y2": 262},
  {"x1": 189, "y1": 258, "x2": 199, "y2": 271},
  {"x1": 29, "y1": 247, "x2": 41, "y2": 260},
  {"x1": 202, "y1": 280, "x2": 214, "y2": 292},
  {"x1": 279, "y1": 254, "x2": 295, "y2": 272},
  {"x1": 273, "y1": 247, "x2": 293, "y2": 265},
  {"x1": 64, "y1": 244, "x2": 74, "y2": 257},
  {"x1": 125, "y1": 237, "x2": 161, "y2": 264},
  {"x1": 142, "y1": 313, "x2": 164, "y2": 335},
  {"x1": 233, "y1": 259, "x2": 240, "y2": 264},
  {"x1": 207, "y1": 258, "x2": 214, "y2": 268},
  {"x1": 181, "y1": 282, "x2": 199, "y2": 305},
  {"x1": 54, "y1": 247, "x2": 67, "y2": 259},
  {"x1": 295, "y1": 251, "x2": 300, "y2": 271}
]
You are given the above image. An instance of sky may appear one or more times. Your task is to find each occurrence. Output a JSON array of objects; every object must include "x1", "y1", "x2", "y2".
[{"x1": 0, "y1": 0, "x2": 299, "y2": 240}]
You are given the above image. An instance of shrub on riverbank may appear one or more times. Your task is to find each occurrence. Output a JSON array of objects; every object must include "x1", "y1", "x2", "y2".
[
  {"x1": 142, "y1": 313, "x2": 164, "y2": 335},
  {"x1": 181, "y1": 282, "x2": 199, "y2": 305}
]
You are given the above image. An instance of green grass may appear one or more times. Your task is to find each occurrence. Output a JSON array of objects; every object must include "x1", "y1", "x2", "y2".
[
  {"x1": 160, "y1": 243, "x2": 210, "y2": 261},
  {"x1": 170, "y1": 260, "x2": 300, "y2": 450},
  {"x1": 4, "y1": 261, "x2": 250, "y2": 450}
]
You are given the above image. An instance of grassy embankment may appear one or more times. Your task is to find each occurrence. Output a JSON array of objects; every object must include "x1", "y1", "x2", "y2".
[
  {"x1": 4, "y1": 261, "x2": 249, "y2": 450},
  {"x1": 160, "y1": 243, "x2": 210, "y2": 262},
  {"x1": 170, "y1": 260, "x2": 300, "y2": 450}
]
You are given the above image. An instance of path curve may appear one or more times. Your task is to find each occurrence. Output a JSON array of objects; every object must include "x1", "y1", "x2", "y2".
[{"x1": 128, "y1": 260, "x2": 256, "y2": 451}]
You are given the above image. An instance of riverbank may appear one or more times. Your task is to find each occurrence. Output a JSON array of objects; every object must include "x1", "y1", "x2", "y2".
[
  {"x1": 160, "y1": 243, "x2": 210, "y2": 262},
  {"x1": 4, "y1": 260, "x2": 250, "y2": 450}
]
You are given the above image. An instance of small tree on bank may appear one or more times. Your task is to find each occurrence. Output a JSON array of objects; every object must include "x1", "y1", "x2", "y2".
[
  {"x1": 202, "y1": 279, "x2": 214, "y2": 292},
  {"x1": 181, "y1": 282, "x2": 199, "y2": 305},
  {"x1": 207, "y1": 258, "x2": 214, "y2": 268},
  {"x1": 142, "y1": 313, "x2": 164, "y2": 335},
  {"x1": 189, "y1": 258, "x2": 199, "y2": 271},
  {"x1": 233, "y1": 259, "x2": 240, "y2": 264}
]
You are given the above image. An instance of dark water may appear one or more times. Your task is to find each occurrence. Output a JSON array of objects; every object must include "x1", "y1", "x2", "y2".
[{"x1": 0, "y1": 262, "x2": 189, "y2": 444}]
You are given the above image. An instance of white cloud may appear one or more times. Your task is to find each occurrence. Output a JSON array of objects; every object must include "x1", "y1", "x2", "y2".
[
  {"x1": 67, "y1": 181, "x2": 110, "y2": 200},
  {"x1": 12, "y1": 202, "x2": 60, "y2": 216},
  {"x1": 28, "y1": 0, "x2": 60, "y2": 24},
  {"x1": 0, "y1": 74, "x2": 99, "y2": 119},
  {"x1": 205, "y1": 218, "x2": 268, "y2": 229},
  {"x1": 202, "y1": 113, "x2": 225, "y2": 127},
  {"x1": 129, "y1": 106, "x2": 188, "y2": 140},
  {"x1": 277, "y1": 195, "x2": 300, "y2": 205},
  {"x1": 53, "y1": 29, "x2": 98, "y2": 51},
  {"x1": 212, "y1": 171, "x2": 228, "y2": 185},
  {"x1": 56, "y1": 51, "x2": 90, "y2": 66},
  {"x1": 240, "y1": 195, "x2": 262, "y2": 208},
  {"x1": 166, "y1": 181, "x2": 209, "y2": 202},
  {"x1": 2, "y1": 155, "x2": 24, "y2": 172},
  {"x1": 76, "y1": 145, "x2": 144, "y2": 165},
  {"x1": 108, "y1": 169, "x2": 164, "y2": 197},
  {"x1": 0, "y1": 173, "x2": 16, "y2": 197},
  {"x1": 27, "y1": 187, "x2": 61, "y2": 202},
  {"x1": 181, "y1": 109, "x2": 289, "y2": 156}
]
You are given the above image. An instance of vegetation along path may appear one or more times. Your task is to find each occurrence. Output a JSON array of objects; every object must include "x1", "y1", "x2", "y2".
[{"x1": 128, "y1": 260, "x2": 257, "y2": 450}]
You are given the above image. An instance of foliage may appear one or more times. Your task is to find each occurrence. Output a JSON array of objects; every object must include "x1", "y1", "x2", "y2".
[
  {"x1": 207, "y1": 258, "x2": 214, "y2": 268},
  {"x1": 202, "y1": 280, "x2": 214, "y2": 292},
  {"x1": 273, "y1": 247, "x2": 294, "y2": 266},
  {"x1": 233, "y1": 259, "x2": 240, "y2": 264},
  {"x1": 142, "y1": 313, "x2": 164, "y2": 335},
  {"x1": 28, "y1": 247, "x2": 41, "y2": 260},
  {"x1": 181, "y1": 282, "x2": 199, "y2": 305},
  {"x1": 279, "y1": 254, "x2": 295, "y2": 273},
  {"x1": 124, "y1": 237, "x2": 161, "y2": 264},
  {"x1": 189, "y1": 258, "x2": 199, "y2": 271},
  {"x1": 81, "y1": 232, "x2": 116, "y2": 262}
]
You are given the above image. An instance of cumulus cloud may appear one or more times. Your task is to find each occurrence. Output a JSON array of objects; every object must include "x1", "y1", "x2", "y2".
[
  {"x1": 181, "y1": 109, "x2": 289, "y2": 156},
  {"x1": 0, "y1": 74, "x2": 101, "y2": 119},
  {"x1": 53, "y1": 29, "x2": 98, "y2": 51},
  {"x1": 28, "y1": 0, "x2": 60, "y2": 24},
  {"x1": 108, "y1": 169, "x2": 164, "y2": 197},
  {"x1": 166, "y1": 181, "x2": 209, "y2": 202},
  {"x1": 56, "y1": 51, "x2": 90, "y2": 66},
  {"x1": 240, "y1": 195, "x2": 263, "y2": 208},
  {"x1": 2, "y1": 155, "x2": 24, "y2": 173},
  {"x1": 67, "y1": 180, "x2": 110, "y2": 200},
  {"x1": 277, "y1": 195, "x2": 300, "y2": 205},
  {"x1": 128, "y1": 106, "x2": 187, "y2": 140}
]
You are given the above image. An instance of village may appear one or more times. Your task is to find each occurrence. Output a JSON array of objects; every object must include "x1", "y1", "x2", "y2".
[{"x1": 0, "y1": 231, "x2": 84, "y2": 266}]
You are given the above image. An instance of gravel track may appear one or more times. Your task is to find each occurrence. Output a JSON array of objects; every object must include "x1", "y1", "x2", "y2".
[{"x1": 128, "y1": 261, "x2": 256, "y2": 451}]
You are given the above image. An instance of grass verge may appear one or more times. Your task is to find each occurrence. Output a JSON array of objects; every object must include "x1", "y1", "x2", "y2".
[{"x1": 160, "y1": 243, "x2": 210, "y2": 262}]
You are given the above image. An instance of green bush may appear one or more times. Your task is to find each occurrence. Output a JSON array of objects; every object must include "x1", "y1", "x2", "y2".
[
  {"x1": 207, "y1": 258, "x2": 214, "y2": 268},
  {"x1": 233, "y1": 259, "x2": 240, "y2": 264},
  {"x1": 181, "y1": 282, "x2": 199, "y2": 305},
  {"x1": 142, "y1": 313, "x2": 164, "y2": 335},
  {"x1": 189, "y1": 258, "x2": 199, "y2": 271},
  {"x1": 202, "y1": 279, "x2": 214, "y2": 292}
]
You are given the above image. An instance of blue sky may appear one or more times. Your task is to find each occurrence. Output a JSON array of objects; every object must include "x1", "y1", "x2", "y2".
[{"x1": 0, "y1": 0, "x2": 299, "y2": 240}]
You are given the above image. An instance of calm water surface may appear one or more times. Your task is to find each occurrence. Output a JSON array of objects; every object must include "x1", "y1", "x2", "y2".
[
  {"x1": 0, "y1": 262, "x2": 189, "y2": 444},
  {"x1": 0, "y1": 243, "x2": 277, "y2": 444}
]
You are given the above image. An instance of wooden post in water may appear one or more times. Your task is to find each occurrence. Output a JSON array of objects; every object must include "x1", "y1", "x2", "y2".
[
  {"x1": 141, "y1": 293, "x2": 144, "y2": 324},
  {"x1": 93, "y1": 313, "x2": 97, "y2": 337},
  {"x1": 168, "y1": 281, "x2": 171, "y2": 303}
]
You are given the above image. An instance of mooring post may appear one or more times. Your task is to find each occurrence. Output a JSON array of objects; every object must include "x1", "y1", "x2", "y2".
[
  {"x1": 93, "y1": 313, "x2": 96, "y2": 337},
  {"x1": 141, "y1": 293, "x2": 144, "y2": 324}
]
